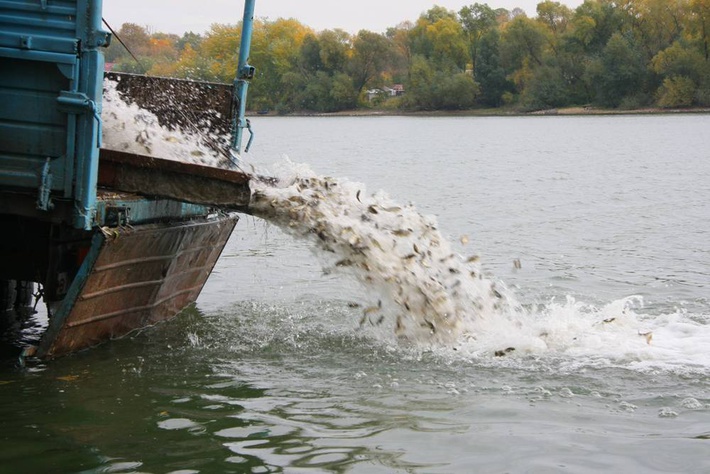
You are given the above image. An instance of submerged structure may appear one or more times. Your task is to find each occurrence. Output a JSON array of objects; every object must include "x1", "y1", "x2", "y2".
[{"x1": 0, "y1": 0, "x2": 256, "y2": 357}]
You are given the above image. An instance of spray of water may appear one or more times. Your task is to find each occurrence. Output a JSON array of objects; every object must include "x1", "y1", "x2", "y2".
[
  {"x1": 247, "y1": 160, "x2": 514, "y2": 346},
  {"x1": 244, "y1": 160, "x2": 710, "y2": 373}
]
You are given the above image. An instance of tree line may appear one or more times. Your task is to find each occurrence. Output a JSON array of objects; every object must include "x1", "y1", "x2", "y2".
[{"x1": 106, "y1": 0, "x2": 710, "y2": 112}]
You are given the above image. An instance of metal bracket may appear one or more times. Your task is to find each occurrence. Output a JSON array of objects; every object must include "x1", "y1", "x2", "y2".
[
  {"x1": 57, "y1": 91, "x2": 102, "y2": 147},
  {"x1": 244, "y1": 119, "x2": 254, "y2": 153},
  {"x1": 105, "y1": 206, "x2": 131, "y2": 227}
]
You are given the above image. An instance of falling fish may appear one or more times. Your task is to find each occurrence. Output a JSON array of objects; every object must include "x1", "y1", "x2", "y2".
[
  {"x1": 359, "y1": 300, "x2": 383, "y2": 327},
  {"x1": 494, "y1": 347, "x2": 516, "y2": 357},
  {"x1": 638, "y1": 330, "x2": 653, "y2": 345},
  {"x1": 246, "y1": 163, "x2": 511, "y2": 344}
]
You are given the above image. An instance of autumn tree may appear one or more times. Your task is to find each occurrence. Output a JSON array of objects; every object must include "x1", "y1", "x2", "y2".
[
  {"x1": 349, "y1": 30, "x2": 393, "y2": 95},
  {"x1": 103, "y1": 1, "x2": 709, "y2": 112}
]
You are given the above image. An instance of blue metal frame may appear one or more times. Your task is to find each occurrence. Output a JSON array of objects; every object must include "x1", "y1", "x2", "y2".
[
  {"x1": 230, "y1": 0, "x2": 256, "y2": 161},
  {"x1": 0, "y1": 0, "x2": 110, "y2": 229}
]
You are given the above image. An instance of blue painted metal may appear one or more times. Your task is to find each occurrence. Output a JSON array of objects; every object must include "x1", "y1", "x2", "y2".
[
  {"x1": 94, "y1": 195, "x2": 212, "y2": 227},
  {"x1": 230, "y1": 0, "x2": 256, "y2": 161},
  {"x1": 0, "y1": 0, "x2": 110, "y2": 230},
  {"x1": 1, "y1": 1, "x2": 256, "y2": 358}
]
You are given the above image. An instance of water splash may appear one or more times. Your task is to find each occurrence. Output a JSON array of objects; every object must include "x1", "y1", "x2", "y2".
[
  {"x1": 248, "y1": 159, "x2": 513, "y2": 346},
  {"x1": 244, "y1": 160, "x2": 710, "y2": 373}
]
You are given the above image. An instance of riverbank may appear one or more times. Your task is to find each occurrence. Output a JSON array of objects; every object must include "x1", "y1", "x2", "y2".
[{"x1": 250, "y1": 106, "x2": 710, "y2": 118}]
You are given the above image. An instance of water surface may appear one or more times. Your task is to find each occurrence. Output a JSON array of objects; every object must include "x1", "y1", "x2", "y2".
[{"x1": 1, "y1": 114, "x2": 709, "y2": 473}]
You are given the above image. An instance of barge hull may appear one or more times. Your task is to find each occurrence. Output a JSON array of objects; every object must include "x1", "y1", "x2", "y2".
[{"x1": 38, "y1": 214, "x2": 238, "y2": 358}]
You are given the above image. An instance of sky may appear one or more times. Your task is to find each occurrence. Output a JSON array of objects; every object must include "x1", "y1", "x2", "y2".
[{"x1": 102, "y1": 0, "x2": 585, "y2": 36}]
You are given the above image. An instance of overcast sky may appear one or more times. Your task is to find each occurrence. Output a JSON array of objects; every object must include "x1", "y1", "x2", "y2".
[{"x1": 102, "y1": 0, "x2": 585, "y2": 36}]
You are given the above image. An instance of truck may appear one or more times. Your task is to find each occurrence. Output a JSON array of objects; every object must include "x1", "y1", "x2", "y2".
[{"x1": 0, "y1": 0, "x2": 256, "y2": 358}]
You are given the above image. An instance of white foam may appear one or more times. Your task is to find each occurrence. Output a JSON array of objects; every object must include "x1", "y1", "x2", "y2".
[
  {"x1": 249, "y1": 159, "x2": 710, "y2": 374},
  {"x1": 249, "y1": 159, "x2": 524, "y2": 345}
]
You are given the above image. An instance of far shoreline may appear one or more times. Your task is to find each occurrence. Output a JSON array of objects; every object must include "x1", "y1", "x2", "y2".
[{"x1": 249, "y1": 106, "x2": 710, "y2": 118}]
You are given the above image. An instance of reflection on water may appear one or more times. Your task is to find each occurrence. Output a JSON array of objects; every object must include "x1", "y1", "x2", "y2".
[{"x1": 1, "y1": 115, "x2": 710, "y2": 472}]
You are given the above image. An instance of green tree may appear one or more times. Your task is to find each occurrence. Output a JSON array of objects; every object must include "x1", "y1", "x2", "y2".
[
  {"x1": 318, "y1": 29, "x2": 351, "y2": 74},
  {"x1": 568, "y1": 0, "x2": 626, "y2": 54},
  {"x1": 475, "y1": 28, "x2": 515, "y2": 106},
  {"x1": 177, "y1": 31, "x2": 203, "y2": 52},
  {"x1": 349, "y1": 30, "x2": 392, "y2": 94},
  {"x1": 536, "y1": 1, "x2": 572, "y2": 35},
  {"x1": 404, "y1": 55, "x2": 478, "y2": 110},
  {"x1": 586, "y1": 32, "x2": 648, "y2": 107},
  {"x1": 105, "y1": 23, "x2": 151, "y2": 65},
  {"x1": 656, "y1": 75, "x2": 697, "y2": 107},
  {"x1": 688, "y1": 0, "x2": 710, "y2": 60},
  {"x1": 501, "y1": 15, "x2": 551, "y2": 69},
  {"x1": 298, "y1": 34, "x2": 324, "y2": 76},
  {"x1": 459, "y1": 3, "x2": 498, "y2": 72},
  {"x1": 410, "y1": 7, "x2": 468, "y2": 69}
]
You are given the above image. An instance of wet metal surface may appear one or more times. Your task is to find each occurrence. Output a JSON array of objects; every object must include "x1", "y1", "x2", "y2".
[
  {"x1": 40, "y1": 214, "x2": 238, "y2": 357},
  {"x1": 98, "y1": 149, "x2": 251, "y2": 211}
]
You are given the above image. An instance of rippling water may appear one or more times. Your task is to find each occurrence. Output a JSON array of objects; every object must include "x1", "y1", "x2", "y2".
[{"x1": 2, "y1": 115, "x2": 709, "y2": 473}]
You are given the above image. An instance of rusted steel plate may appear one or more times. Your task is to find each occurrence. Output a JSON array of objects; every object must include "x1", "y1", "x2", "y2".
[
  {"x1": 42, "y1": 214, "x2": 237, "y2": 357},
  {"x1": 99, "y1": 149, "x2": 251, "y2": 211}
]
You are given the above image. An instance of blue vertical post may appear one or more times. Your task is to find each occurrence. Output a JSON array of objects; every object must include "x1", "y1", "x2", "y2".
[
  {"x1": 230, "y1": 0, "x2": 256, "y2": 164},
  {"x1": 74, "y1": 0, "x2": 110, "y2": 229}
]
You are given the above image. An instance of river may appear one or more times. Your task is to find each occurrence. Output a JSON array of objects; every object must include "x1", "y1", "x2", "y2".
[{"x1": 1, "y1": 114, "x2": 709, "y2": 473}]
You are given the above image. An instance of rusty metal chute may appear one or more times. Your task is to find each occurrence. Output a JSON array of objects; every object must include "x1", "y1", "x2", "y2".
[{"x1": 98, "y1": 149, "x2": 252, "y2": 212}]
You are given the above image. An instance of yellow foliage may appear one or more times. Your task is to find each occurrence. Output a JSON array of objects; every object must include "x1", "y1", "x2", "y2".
[{"x1": 657, "y1": 75, "x2": 697, "y2": 107}]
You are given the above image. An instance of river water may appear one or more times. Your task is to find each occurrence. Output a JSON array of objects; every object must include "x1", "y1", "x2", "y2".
[{"x1": 2, "y1": 114, "x2": 710, "y2": 473}]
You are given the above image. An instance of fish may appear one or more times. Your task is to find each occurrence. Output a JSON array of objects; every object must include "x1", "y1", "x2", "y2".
[
  {"x1": 395, "y1": 315, "x2": 404, "y2": 334},
  {"x1": 359, "y1": 301, "x2": 383, "y2": 327},
  {"x1": 638, "y1": 330, "x2": 653, "y2": 345},
  {"x1": 494, "y1": 347, "x2": 516, "y2": 357},
  {"x1": 421, "y1": 319, "x2": 436, "y2": 334}
]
